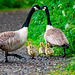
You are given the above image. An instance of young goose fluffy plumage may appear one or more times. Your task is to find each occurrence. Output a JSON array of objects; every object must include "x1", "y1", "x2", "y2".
[
  {"x1": 45, "y1": 43, "x2": 54, "y2": 56},
  {"x1": 28, "y1": 43, "x2": 37, "y2": 59},
  {"x1": 41, "y1": 6, "x2": 70, "y2": 57},
  {"x1": 39, "y1": 42, "x2": 45, "y2": 54},
  {"x1": 0, "y1": 5, "x2": 40, "y2": 62}
]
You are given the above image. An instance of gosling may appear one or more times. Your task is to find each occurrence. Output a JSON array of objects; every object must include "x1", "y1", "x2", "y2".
[
  {"x1": 45, "y1": 43, "x2": 54, "y2": 56},
  {"x1": 28, "y1": 42, "x2": 37, "y2": 59},
  {"x1": 39, "y1": 42, "x2": 45, "y2": 55},
  {"x1": 28, "y1": 41, "x2": 36, "y2": 49}
]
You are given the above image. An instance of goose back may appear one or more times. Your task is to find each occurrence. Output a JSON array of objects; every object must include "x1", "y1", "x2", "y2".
[{"x1": 44, "y1": 28, "x2": 69, "y2": 47}]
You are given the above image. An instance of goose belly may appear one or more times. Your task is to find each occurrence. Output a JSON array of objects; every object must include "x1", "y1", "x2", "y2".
[{"x1": 8, "y1": 41, "x2": 25, "y2": 52}]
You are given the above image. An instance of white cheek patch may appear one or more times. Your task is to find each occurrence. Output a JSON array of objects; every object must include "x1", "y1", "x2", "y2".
[
  {"x1": 34, "y1": 7, "x2": 38, "y2": 11},
  {"x1": 42, "y1": 7, "x2": 46, "y2": 11},
  {"x1": 42, "y1": 9, "x2": 45, "y2": 11}
]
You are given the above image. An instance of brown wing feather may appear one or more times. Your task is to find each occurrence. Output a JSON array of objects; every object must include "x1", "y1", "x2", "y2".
[
  {"x1": 0, "y1": 31, "x2": 15, "y2": 44},
  {"x1": 44, "y1": 29, "x2": 69, "y2": 47},
  {"x1": 0, "y1": 31, "x2": 21, "y2": 51},
  {"x1": 0, "y1": 31, "x2": 15, "y2": 39}
]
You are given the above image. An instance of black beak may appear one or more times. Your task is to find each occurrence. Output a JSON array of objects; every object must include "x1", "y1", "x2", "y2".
[{"x1": 40, "y1": 7, "x2": 43, "y2": 10}]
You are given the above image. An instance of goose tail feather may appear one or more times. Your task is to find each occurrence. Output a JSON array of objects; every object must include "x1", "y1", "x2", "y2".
[{"x1": 62, "y1": 43, "x2": 70, "y2": 49}]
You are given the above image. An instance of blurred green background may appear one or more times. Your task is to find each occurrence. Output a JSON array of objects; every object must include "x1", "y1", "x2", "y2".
[
  {"x1": 0, "y1": 0, "x2": 36, "y2": 9},
  {"x1": 0, "y1": 0, "x2": 75, "y2": 57}
]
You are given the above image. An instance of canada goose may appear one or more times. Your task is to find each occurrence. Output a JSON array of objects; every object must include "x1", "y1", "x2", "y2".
[
  {"x1": 0, "y1": 5, "x2": 40, "y2": 62},
  {"x1": 41, "y1": 6, "x2": 70, "y2": 57},
  {"x1": 39, "y1": 42, "x2": 45, "y2": 54},
  {"x1": 28, "y1": 44, "x2": 37, "y2": 59},
  {"x1": 45, "y1": 43, "x2": 54, "y2": 56}
]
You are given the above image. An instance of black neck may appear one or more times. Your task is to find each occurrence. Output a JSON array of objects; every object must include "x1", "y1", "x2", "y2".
[
  {"x1": 22, "y1": 8, "x2": 35, "y2": 28},
  {"x1": 45, "y1": 8, "x2": 52, "y2": 25}
]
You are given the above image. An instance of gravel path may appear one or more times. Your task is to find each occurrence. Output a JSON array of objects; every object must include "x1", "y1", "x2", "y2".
[
  {"x1": 0, "y1": 47, "x2": 70, "y2": 75},
  {"x1": 0, "y1": 10, "x2": 72, "y2": 75}
]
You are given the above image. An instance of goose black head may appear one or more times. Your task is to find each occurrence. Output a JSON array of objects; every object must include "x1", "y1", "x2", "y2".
[
  {"x1": 33, "y1": 5, "x2": 40, "y2": 11},
  {"x1": 40, "y1": 6, "x2": 52, "y2": 25},
  {"x1": 40, "y1": 6, "x2": 48, "y2": 12}
]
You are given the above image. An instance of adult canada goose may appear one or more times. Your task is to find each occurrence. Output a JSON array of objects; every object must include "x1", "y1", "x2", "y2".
[
  {"x1": 28, "y1": 44, "x2": 37, "y2": 59},
  {"x1": 0, "y1": 5, "x2": 40, "y2": 62},
  {"x1": 41, "y1": 6, "x2": 70, "y2": 57},
  {"x1": 39, "y1": 42, "x2": 45, "y2": 54},
  {"x1": 45, "y1": 43, "x2": 54, "y2": 56}
]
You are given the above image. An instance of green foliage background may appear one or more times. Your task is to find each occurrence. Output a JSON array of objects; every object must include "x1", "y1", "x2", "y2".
[
  {"x1": 0, "y1": 0, "x2": 75, "y2": 56},
  {"x1": 0, "y1": 0, "x2": 36, "y2": 9}
]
